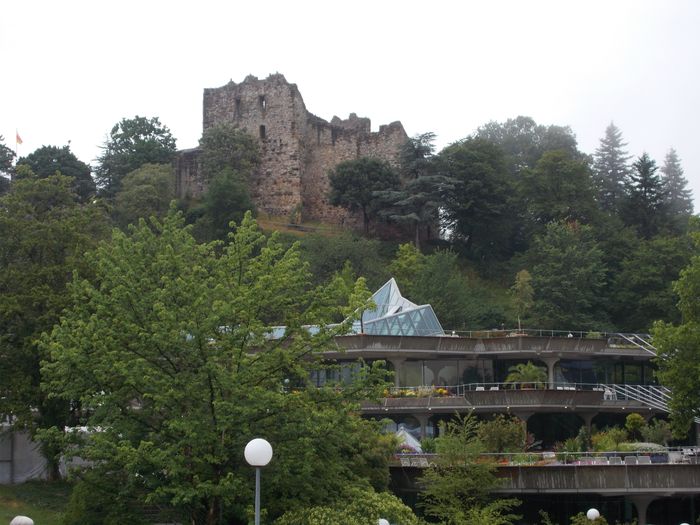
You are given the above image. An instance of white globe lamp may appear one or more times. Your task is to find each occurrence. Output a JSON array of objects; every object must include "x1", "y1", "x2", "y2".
[
  {"x1": 586, "y1": 508, "x2": 600, "y2": 521},
  {"x1": 378, "y1": 519, "x2": 390, "y2": 525},
  {"x1": 10, "y1": 518, "x2": 34, "y2": 525},
  {"x1": 245, "y1": 438, "x2": 273, "y2": 525}
]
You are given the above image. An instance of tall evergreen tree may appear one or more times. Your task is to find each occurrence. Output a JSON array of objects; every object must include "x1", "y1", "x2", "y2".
[
  {"x1": 624, "y1": 152, "x2": 667, "y2": 239},
  {"x1": 376, "y1": 133, "x2": 454, "y2": 248},
  {"x1": 592, "y1": 122, "x2": 631, "y2": 214},
  {"x1": 660, "y1": 148, "x2": 693, "y2": 223}
]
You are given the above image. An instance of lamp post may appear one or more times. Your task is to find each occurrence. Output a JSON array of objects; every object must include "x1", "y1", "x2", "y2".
[
  {"x1": 586, "y1": 508, "x2": 600, "y2": 521},
  {"x1": 245, "y1": 438, "x2": 273, "y2": 525}
]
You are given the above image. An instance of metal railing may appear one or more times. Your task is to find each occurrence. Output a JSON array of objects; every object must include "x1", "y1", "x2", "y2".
[
  {"x1": 383, "y1": 382, "x2": 673, "y2": 412},
  {"x1": 394, "y1": 447, "x2": 700, "y2": 467},
  {"x1": 441, "y1": 329, "x2": 655, "y2": 349}
]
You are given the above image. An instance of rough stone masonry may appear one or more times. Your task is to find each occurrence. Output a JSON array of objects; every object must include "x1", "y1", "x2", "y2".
[{"x1": 174, "y1": 73, "x2": 408, "y2": 227}]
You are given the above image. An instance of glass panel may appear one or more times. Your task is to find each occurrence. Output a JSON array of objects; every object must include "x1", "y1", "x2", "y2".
[{"x1": 399, "y1": 361, "x2": 422, "y2": 387}]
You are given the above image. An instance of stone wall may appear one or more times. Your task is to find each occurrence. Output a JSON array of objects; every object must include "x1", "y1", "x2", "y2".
[{"x1": 176, "y1": 73, "x2": 407, "y2": 228}]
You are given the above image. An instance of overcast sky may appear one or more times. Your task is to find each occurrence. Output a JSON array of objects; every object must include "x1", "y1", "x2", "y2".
[{"x1": 2, "y1": 0, "x2": 699, "y2": 205}]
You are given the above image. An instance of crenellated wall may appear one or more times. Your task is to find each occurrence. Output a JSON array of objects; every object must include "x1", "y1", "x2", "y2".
[{"x1": 175, "y1": 74, "x2": 407, "y2": 228}]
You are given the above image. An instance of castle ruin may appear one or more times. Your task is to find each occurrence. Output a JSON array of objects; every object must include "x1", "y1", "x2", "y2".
[{"x1": 175, "y1": 74, "x2": 408, "y2": 227}]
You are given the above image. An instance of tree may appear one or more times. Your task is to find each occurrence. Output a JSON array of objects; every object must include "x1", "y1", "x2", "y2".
[
  {"x1": 592, "y1": 122, "x2": 631, "y2": 214},
  {"x1": 388, "y1": 243, "x2": 427, "y2": 299},
  {"x1": 418, "y1": 416, "x2": 520, "y2": 525},
  {"x1": 653, "y1": 234, "x2": 700, "y2": 437},
  {"x1": 510, "y1": 270, "x2": 534, "y2": 330},
  {"x1": 298, "y1": 232, "x2": 390, "y2": 291},
  {"x1": 274, "y1": 487, "x2": 423, "y2": 525},
  {"x1": 504, "y1": 361, "x2": 547, "y2": 389},
  {"x1": 377, "y1": 133, "x2": 454, "y2": 248},
  {"x1": 439, "y1": 137, "x2": 517, "y2": 261},
  {"x1": 0, "y1": 173, "x2": 108, "y2": 478},
  {"x1": 475, "y1": 116, "x2": 580, "y2": 177},
  {"x1": 95, "y1": 116, "x2": 177, "y2": 197},
  {"x1": 17, "y1": 144, "x2": 95, "y2": 201},
  {"x1": 520, "y1": 150, "x2": 598, "y2": 230},
  {"x1": 528, "y1": 221, "x2": 608, "y2": 330},
  {"x1": 623, "y1": 153, "x2": 667, "y2": 239},
  {"x1": 42, "y1": 210, "x2": 393, "y2": 524},
  {"x1": 409, "y1": 250, "x2": 509, "y2": 330},
  {"x1": 660, "y1": 148, "x2": 693, "y2": 230},
  {"x1": 0, "y1": 135, "x2": 15, "y2": 188},
  {"x1": 187, "y1": 124, "x2": 260, "y2": 241},
  {"x1": 609, "y1": 235, "x2": 692, "y2": 331},
  {"x1": 198, "y1": 123, "x2": 259, "y2": 179},
  {"x1": 112, "y1": 163, "x2": 175, "y2": 229},
  {"x1": 328, "y1": 157, "x2": 400, "y2": 234},
  {"x1": 476, "y1": 415, "x2": 525, "y2": 454},
  {"x1": 192, "y1": 167, "x2": 255, "y2": 241}
]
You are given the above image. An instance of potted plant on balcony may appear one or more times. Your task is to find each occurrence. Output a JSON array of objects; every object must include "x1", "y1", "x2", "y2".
[{"x1": 504, "y1": 361, "x2": 547, "y2": 389}]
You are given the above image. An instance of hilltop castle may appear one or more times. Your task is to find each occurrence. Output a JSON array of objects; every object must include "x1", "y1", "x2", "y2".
[{"x1": 175, "y1": 74, "x2": 408, "y2": 226}]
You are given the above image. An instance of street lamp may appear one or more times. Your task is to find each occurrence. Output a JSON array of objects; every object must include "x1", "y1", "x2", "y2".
[
  {"x1": 586, "y1": 508, "x2": 600, "y2": 521},
  {"x1": 245, "y1": 438, "x2": 273, "y2": 525}
]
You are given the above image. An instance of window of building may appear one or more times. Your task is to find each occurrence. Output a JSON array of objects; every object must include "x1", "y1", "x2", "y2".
[
  {"x1": 259, "y1": 125, "x2": 266, "y2": 140},
  {"x1": 259, "y1": 95, "x2": 266, "y2": 111}
]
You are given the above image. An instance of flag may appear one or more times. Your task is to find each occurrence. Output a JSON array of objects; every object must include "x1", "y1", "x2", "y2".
[{"x1": 15, "y1": 131, "x2": 22, "y2": 145}]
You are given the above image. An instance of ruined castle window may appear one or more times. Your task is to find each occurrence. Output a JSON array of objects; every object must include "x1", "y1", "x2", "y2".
[
  {"x1": 259, "y1": 125, "x2": 266, "y2": 140},
  {"x1": 259, "y1": 95, "x2": 267, "y2": 111},
  {"x1": 234, "y1": 97, "x2": 241, "y2": 117}
]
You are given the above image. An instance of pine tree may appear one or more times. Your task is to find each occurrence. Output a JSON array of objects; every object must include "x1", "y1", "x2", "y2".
[
  {"x1": 624, "y1": 152, "x2": 667, "y2": 239},
  {"x1": 593, "y1": 122, "x2": 631, "y2": 214},
  {"x1": 661, "y1": 148, "x2": 693, "y2": 221}
]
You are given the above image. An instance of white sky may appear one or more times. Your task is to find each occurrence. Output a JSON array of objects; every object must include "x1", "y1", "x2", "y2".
[{"x1": 2, "y1": 0, "x2": 699, "y2": 204}]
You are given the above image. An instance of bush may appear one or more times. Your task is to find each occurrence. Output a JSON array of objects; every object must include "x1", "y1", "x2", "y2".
[{"x1": 640, "y1": 419, "x2": 672, "y2": 446}]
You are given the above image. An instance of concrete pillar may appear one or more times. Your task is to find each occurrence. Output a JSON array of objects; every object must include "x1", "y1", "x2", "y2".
[
  {"x1": 513, "y1": 411, "x2": 534, "y2": 435},
  {"x1": 416, "y1": 414, "x2": 429, "y2": 440},
  {"x1": 580, "y1": 412, "x2": 598, "y2": 432},
  {"x1": 628, "y1": 495, "x2": 655, "y2": 525},
  {"x1": 541, "y1": 357, "x2": 559, "y2": 389},
  {"x1": 388, "y1": 358, "x2": 406, "y2": 387}
]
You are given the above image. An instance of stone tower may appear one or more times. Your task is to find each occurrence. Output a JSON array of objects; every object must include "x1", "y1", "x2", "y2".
[{"x1": 175, "y1": 74, "x2": 408, "y2": 227}]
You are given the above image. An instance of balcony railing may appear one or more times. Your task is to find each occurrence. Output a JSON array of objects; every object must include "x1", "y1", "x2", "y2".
[{"x1": 393, "y1": 447, "x2": 700, "y2": 468}]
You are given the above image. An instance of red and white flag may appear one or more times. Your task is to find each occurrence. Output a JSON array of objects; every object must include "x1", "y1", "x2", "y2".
[{"x1": 15, "y1": 131, "x2": 23, "y2": 145}]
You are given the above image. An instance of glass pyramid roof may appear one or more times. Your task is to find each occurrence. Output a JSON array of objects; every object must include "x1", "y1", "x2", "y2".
[{"x1": 352, "y1": 278, "x2": 445, "y2": 337}]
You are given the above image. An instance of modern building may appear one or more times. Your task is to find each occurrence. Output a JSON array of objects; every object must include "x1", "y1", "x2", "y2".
[{"x1": 326, "y1": 279, "x2": 700, "y2": 525}]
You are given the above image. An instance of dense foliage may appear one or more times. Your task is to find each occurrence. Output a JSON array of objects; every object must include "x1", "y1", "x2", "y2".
[{"x1": 42, "y1": 210, "x2": 394, "y2": 524}]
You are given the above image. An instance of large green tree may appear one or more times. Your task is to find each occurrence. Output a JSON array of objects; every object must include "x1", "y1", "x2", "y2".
[
  {"x1": 660, "y1": 148, "x2": 693, "y2": 231},
  {"x1": 475, "y1": 116, "x2": 580, "y2": 177},
  {"x1": 377, "y1": 133, "x2": 455, "y2": 248},
  {"x1": 592, "y1": 122, "x2": 631, "y2": 214},
  {"x1": 17, "y1": 144, "x2": 95, "y2": 201},
  {"x1": 112, "y1": 163, "x2": 175, "y2": 229},
  {"x1": 418, "y1": 416, "x2": 520, "y2": 525},
  {"x1": 520, "y1": 150, "x2": 598, "y2": 231},
  {"x1": 610, "y1": 235, "x2": 692, "y2": 331},
  {"x1": 653, "y1": 232, "x2": 700, "y2": 437},
  {"x1": 328, "y1": 157, "x2": 400, "y2": 235},
  {"x1": 95, "y1": 116, "x2": 177, "y2": 197},
  {"x1": 42, "y1": 210, "x2": 393, "y2": 524},
  {"x1": 439, "y1": 137, "x2": 516, "y2": 261},
  {"x1": 528, "y1": 221, "x2": 608, "y2": 330},
  {"x1": 0, "y1": 173, "x2": 108, "y2": 478},
  {"x1": 623, "y1": 152, "x2": 667, "y2": 239}
]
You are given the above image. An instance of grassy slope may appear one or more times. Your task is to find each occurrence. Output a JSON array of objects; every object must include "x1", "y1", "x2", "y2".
[{"x1": 0, "y1": 482, "x2": 70, "y2": 525}]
